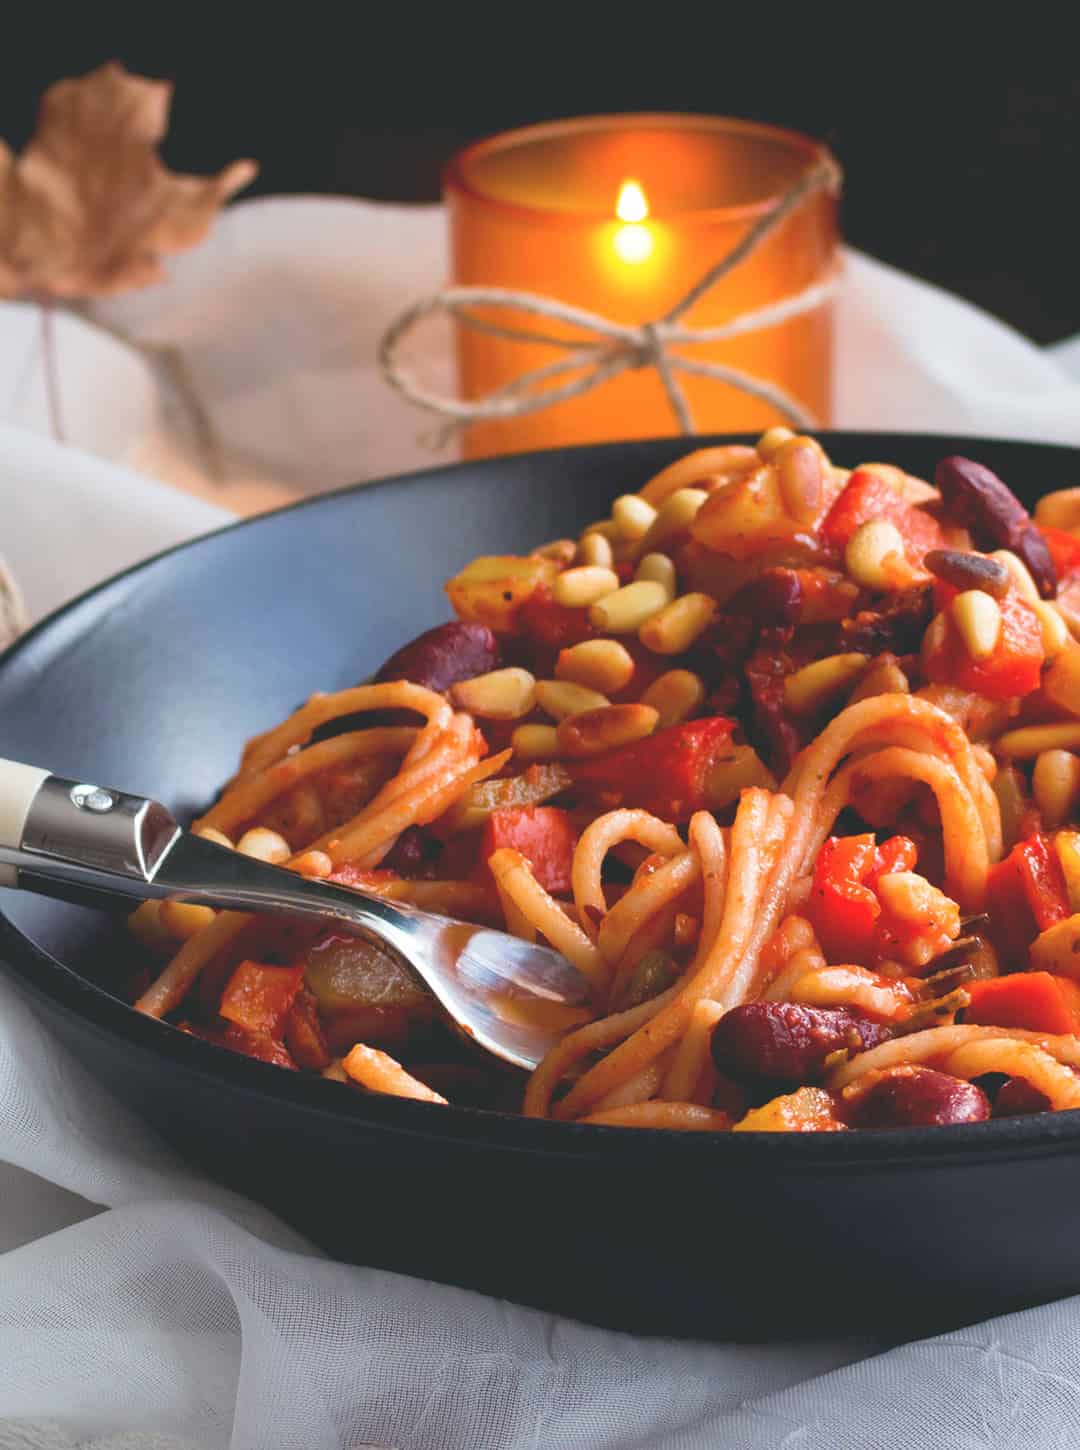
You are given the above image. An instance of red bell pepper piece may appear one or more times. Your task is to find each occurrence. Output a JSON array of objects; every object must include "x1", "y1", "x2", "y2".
[
  {"x1": 820, "y1": 468, "x2": 944, "y2": 568},
  {"x1": 923, "y1": 590, "x2": 1045, "y2": 700},
  {"x1": 987, "y1": 833, "x2": 1071, "y2": 965},
  {"x1": 808, "y1": 834, "x2": 879, "y2": 962},
  {"x1": 219, "y1": 960, "x2": 305, "y2": 1038},
  {"x1": 1020, "y1": 836, "x2": 1071, "y2": 931},
  {"x1": 479, "y1": 805, "x2": 578, "y2": 894},
  {"x1": 220, "y1": 1023, "x2": 298, "y2": 1069},
  {"x1": 183, "y1": 1018, "x2": 298, "y2": 1070},
  {"x1": 807, "y1": 833, "x2": 920, "y2": 963},
  {"x1": 965, "y1": 971, "x2": 1080, "y2": 1035},
  {"x1": 867, "y1": 834, "x2": 919, "y2": 882},
  {"x1": 518, "y1": 583, "x2": 598, "y2": 650},
  {"x1": 1040, "y1": 525, "x2": 1080, "y2": 580},
  {"x1": 568, "y1": 716, "x2": 737, "y2": 822}
]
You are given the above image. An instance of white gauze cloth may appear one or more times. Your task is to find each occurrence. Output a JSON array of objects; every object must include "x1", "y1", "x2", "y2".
[{"x1": 3, "y1": 198, "x2": 1080, "y2": 1449}]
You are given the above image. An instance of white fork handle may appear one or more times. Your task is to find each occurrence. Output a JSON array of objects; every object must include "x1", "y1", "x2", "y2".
[{"x1": 0, "y1": 758, "x2": 50, "y2": 886}]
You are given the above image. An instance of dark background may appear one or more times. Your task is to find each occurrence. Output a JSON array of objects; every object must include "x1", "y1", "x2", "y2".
[{"x1": 3, "y1": 19, "x2": 1078, "y2": 343}]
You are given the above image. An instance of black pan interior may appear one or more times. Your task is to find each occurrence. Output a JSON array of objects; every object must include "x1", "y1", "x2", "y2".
[{"x1": 5, "y1": 431, "x2": 1080, "y2": 1338}]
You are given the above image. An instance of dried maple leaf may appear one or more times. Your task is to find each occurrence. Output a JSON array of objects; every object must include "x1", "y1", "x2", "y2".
[{"x1": 0, "y1": 61, "x2": 257, "y2": 299}]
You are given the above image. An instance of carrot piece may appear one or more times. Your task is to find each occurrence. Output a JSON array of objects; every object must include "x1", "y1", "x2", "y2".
[
  {"x1": 965, "y1": 972, "x2": 1080, "y2": 1035},
  {"x1": 219, "y1": 960, "x2": 305, "y2": 1037}
]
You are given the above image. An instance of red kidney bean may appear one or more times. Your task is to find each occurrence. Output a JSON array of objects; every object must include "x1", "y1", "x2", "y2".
[
  {"x1": 934, "y1": 456, "x2": 1057, "y2": 598},
  {"x1": 839, "y1": 585, "x2": 934, "y2": 656},
  {"x1": 711, "y1": 1002, "x2": 892, "y2": 1086},
  {"x1": 744, "y1": 639, "x2": 804, "y2": 777},
  {"x1": 993, "y1": 1076, "x2": 1052, "y2": 1118},
  {"x1": 313, "y1": 622, "x2": 501, "y2": 741},
  {"x1": 375, "y1": 621, "x2": 501, "y2": 692},
  {"x1": 381, "y1": 825, "x2": 436, "y2": 877},
  {"x1": 847, "y1": 1065, "x2": 990, "y2": 1128},
  {"x1": 727, "y1": 568, "x2": 803, "y2": 629}
]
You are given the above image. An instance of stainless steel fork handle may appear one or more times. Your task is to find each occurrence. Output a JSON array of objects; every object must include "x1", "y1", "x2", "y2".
[
  {"x1": 0, "y1": 757, "x2": 180, "y2": 891},
  {"x1": 0, "y1": 756, "x2": 434, "y2": 962}
]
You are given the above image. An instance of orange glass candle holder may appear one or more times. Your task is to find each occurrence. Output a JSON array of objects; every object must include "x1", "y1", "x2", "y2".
[{"x1": 444, "y1": 114, "x2": 840, "y2": 459}]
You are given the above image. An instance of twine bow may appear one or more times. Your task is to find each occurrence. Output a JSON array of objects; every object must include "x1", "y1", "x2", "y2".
[{"x1": 379, "y1": 157, "x2": 842, "y2": 447}]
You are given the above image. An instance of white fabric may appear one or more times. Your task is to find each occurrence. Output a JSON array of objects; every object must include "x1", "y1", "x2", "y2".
[
  {"x1": 3, "y1": 197, "x2": 1080, "y2": 1448},
  {"x1": 3, "y1": 197, "x2": 1080, "y2": 515}
]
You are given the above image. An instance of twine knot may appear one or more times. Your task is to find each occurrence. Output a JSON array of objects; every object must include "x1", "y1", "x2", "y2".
[
  {"x1": 635, "y1": 319, "x2": 665, "y2": 370},
  {"x1": 379, "y1": 157, "x2": 842, "y2": 448}
]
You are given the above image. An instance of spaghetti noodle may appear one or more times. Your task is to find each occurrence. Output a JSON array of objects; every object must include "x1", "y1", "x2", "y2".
[{"x1": 128, "y1": 435, "x2": 1080, "y2": 1132}]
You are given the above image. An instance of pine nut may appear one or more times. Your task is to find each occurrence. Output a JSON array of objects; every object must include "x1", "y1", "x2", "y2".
[
  {"x1": 921, "y1": 612, "x2": 948, "y2": 669},
  {"x1": 127, "y1": 900, "x2": 171, "y2": 952},
  {"x1": 534, "y1": 679, "x2": 611, "y2": 720},
  {"x1": 783, "y1": 653, "x2": 869, "y2": 716},
  {"x1": 638, "y1": 592, "x2": 717, "y2": 655},
  {"x1": 997, "y1": 722, "x2": 1080, "y2": 758},
  {"x1": 1043, "y1": 640, "x2": 1080, "y2": 717},
  {"x1": 634, "y1": 552, "x2": 677, "y2": 597},
  {"x1": 582, "y1": 519, "x2": 620, "y2": 540},
  {"x1": 556, "y1": 639, "x2": 635, "y2": 694},
  {"x1": 845, "y1": 518, "x2": 906, "y2": 590},
  {"x1": 1035, "y1": 487, "x2": 1080, "y2": 533},
  {"x1": 640, "y1": 669, "x2": 706, "y2": 727},
  {"x1": 704, "y1": 744, "x2": 777, "y2": 808},
  {"x1": 237, "y1": 827, "x2": 291, "y2": 864},
  {"x1": 924, "y1": 549, "x2": 1010, "y2": 598},
  {"x1": 951, "y1": 590, "x2": 1001, "y2": 661},
  {"x1": 588, "y1": 580, "x2": 669, "y2": 633},
  {"x1": 1033, "y1": 600, "x2": 1069, "y2": 659},
  {"x1": 552, "y1": 565, "x2": 620, "y2": 608},
  {"x1": 511, "y1": 723, "x2": 561, "y2": 760},
  {"x1": 849, "y1": 657, "x2": 910, "y2": 703},
  {"x1": 1033, "y1": 749, "x2": 1080, "y2": 829},
  {"x1": 195, "y1": 825, "x2": 235, "y2": 850},
  {"x1": 775, "y1": 436, "x2": 824, "y2": 523},
  {"x1": 577, "y1": 532, "x2": 614, "y2": 568},
  {"x1": 993, "y1": 764, "x2": 1028, "y2": 852},
  {"x1": 533, "y1": 538, "x2": 577, "y2": 563},
  {"x1": 990, "y1": 550, "x2": 1040, "y2": 603},
  {"x1": 639, "y1": 488, "x2": 708, "y2": 552},
  {"x1": 756, "y1": 425, "x2": 796, "y2": 460},
  {"x1": 160, "y1": 899, "x2": 216, "y2": 939},
  {"x1": 556, "y1": 704, "x2": 659, "y2": 758},
  {"x1": 451, "y1": 667, "x2": 536, "y2": 720},
  {"x1": 611, "y1": 494, "x2": 658, "y2": 541},
  {"x1": 293, "y1": 850, "x2": 334, "y2": 879},
  {"x1": 1055, "y1": 830, "x2": 1080, "y2": 911}
]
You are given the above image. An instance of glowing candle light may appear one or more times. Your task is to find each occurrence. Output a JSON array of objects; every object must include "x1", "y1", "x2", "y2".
[
  {"x1": 613, "y1": 179, "x2": 654, "y2": 265},
  {"x1": 446, "y1": 115, "x2": 839, "y2": 459}
]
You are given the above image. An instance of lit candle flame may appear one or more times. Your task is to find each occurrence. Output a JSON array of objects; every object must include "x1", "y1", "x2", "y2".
[
  {"x1": 613, "y1": 179, "x2": 653, "y2": 265},
  {"x1": 615, "y1": 179, "x2": 649, "y2": 223}
]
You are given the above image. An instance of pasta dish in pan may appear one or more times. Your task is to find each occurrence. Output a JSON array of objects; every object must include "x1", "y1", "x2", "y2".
[{"x1": 128, "y1": 430, "x2": 1080, "y2": 1132}]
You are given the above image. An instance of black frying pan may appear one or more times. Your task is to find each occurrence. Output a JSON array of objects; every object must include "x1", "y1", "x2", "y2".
[{"x1": 3, "y1": 432, "x2": 1080, "y2": 1341}]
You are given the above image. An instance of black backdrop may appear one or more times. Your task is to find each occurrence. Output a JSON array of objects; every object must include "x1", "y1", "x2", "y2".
[{"x1": 3, "y1": 16, "x2": 1078, "y2": 343}]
